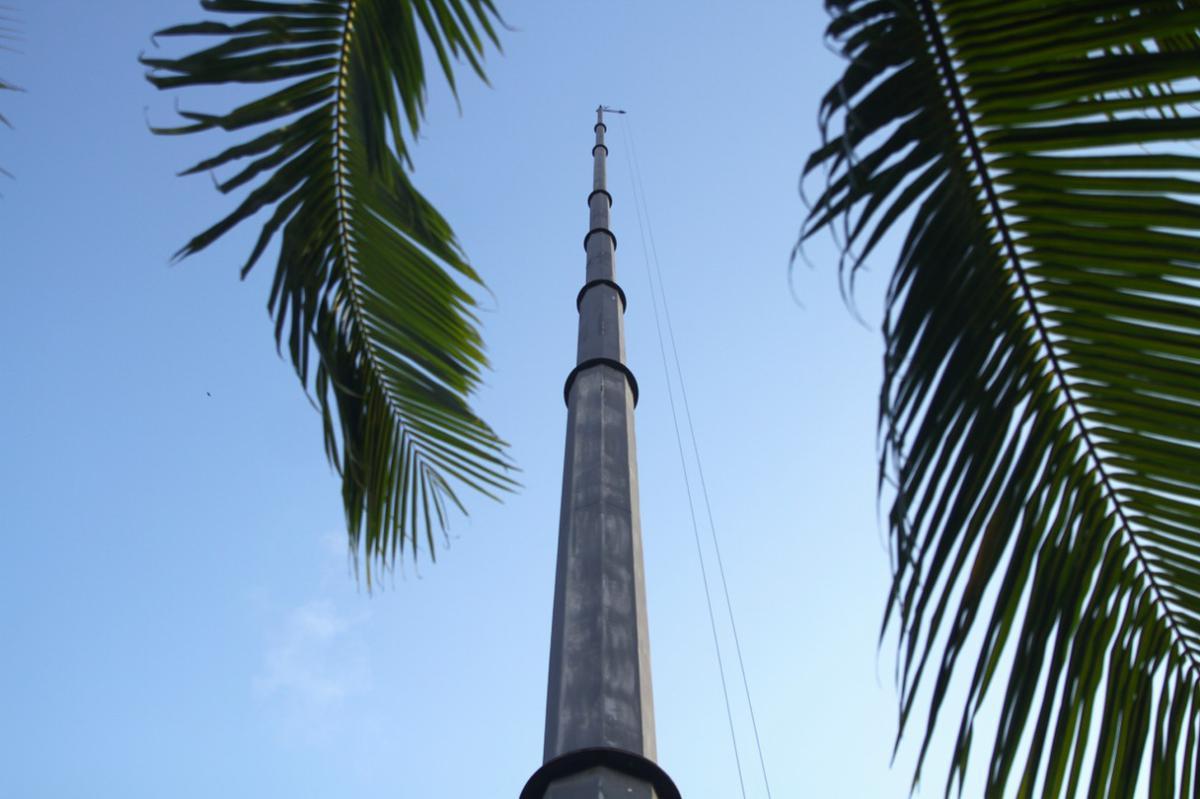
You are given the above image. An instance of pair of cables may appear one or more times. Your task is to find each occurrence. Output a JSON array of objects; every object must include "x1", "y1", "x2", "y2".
[{"x1": 615, "y1": 113, "x2": 774, "y2": 799}]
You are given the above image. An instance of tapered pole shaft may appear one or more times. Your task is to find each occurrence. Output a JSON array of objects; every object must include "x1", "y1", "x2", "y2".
[{"x1": 520, "y1": 108, "x2": 679, "y2": 799}]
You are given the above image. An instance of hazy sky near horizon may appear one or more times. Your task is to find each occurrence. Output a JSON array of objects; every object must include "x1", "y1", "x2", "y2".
[{"x1": 1, "y1": 3, "x2": 984, "y2": 797}]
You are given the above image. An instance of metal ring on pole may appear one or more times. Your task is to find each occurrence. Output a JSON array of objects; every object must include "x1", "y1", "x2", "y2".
[
  {"x1": 587, "y1": 189, "x2": 613, "y2": 208},
  {"x1": 594, "y1": 122, "x2": 607, "y2": 133},
  {"x1": 583, "y1": 227, "x2": 617, "y2": 251},
  {"x1": 576, "y1": 279, "x2": 627, "y2": 312},
  {"x1": 592, "y1": 143, "x2": 609, "y2": 157},
  {"x1": 520, "y1": 747, "x2": 681, "y2": 799},
  {"x1": 563, "y1": 358, "x2": 639, "y2": 407}
]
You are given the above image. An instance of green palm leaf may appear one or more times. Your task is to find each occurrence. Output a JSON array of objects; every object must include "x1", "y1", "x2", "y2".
[
  {"x1": 144, "y1": 0, "x2": 515, "y2": 581},
  {"x1": 805, "y1": 1, "x2": 1200, "y2": 795}
]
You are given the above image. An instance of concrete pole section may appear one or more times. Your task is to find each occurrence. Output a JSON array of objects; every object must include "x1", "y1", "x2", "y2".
[{"x1": 520, "y1": 108, "x2": 680, "y2": 799}]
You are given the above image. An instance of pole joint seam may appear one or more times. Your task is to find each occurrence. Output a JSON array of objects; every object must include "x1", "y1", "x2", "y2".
[
  {"x1": 584, "y1": 227, "x2": 617, "y2": 251},
  {"x1": 587, "y1": 188, "x2": 613, "y2": 208},
  {"x1": 563, "y1": 358, "x2": 639, "y2": 407},
  {"x1": 520, "y1": 748, "x2": 681, "y2": 799},
  {"x1": 576, "y1": 279, "x2": 627, "y2": 313}
]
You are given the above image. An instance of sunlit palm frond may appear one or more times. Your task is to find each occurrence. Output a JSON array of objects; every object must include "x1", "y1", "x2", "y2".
[
  {"x1": 144, "y1": 0, "x2": 515, "y2": 581},
  {"x1": 805, "y1": 1, "x2": 1200, "y2": 795}
]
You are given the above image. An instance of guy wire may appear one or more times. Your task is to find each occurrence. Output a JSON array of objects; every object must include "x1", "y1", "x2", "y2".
[
  {"x1": 621, "y1": 114, "x2": 774, "y2": 799},
  {"x1": 618, "y1": 118, "x2": 748, "y2": 799}
]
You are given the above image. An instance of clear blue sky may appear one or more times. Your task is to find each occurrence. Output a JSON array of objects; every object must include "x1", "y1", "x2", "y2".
[{"x1": 0, "y1": 2, "x2": 984, "y2": 796}]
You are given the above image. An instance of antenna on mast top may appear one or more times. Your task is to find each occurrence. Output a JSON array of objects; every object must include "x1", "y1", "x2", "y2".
[{"x1": 596, "y1": 105, "x2": 627, "y2": 125}]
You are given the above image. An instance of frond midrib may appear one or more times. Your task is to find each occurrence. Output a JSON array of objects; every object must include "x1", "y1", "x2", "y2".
[
  {"x1": 915, "y1": 0, "x2": 1200, "y2": 680},
  {"x1": 329, "y1": 0, "x2": 431, "y2": 472}
]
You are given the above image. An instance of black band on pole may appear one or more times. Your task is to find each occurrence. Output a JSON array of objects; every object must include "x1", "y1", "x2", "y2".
[
  {"x1": 576, "y1": 279, "x2": 627, "y2": 312},
  {"x1": 520, "y1": 747, "x2": 681, "y2": 799},
  {"x1": 583, "y1": 227, "x2": 617, "y2": 251},
  {"x1": 564, "y1": 358, "x2": 639, "y2": 407},
  {"x1": 592, "y1": 143, "x2": 609, "y2": 157},
  {"x1": 594, "y1": 122, "x2": 607, "y2": 133},
  {"x1": 587, "y1": 188, "x2": 613, "y2": 208}
]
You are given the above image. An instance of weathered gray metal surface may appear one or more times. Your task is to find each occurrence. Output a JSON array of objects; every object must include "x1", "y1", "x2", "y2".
[
  {"x1": 531, "y1": 108, "x2": 667, "y2": 798},
  {"x1": 545, "y1": 364, "x2": 654, "y2": 756}
]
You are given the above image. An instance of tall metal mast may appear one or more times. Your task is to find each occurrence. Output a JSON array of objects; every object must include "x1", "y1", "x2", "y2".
[{"x1": 521, "y1": 108, "x2": 680, "y2": 799}]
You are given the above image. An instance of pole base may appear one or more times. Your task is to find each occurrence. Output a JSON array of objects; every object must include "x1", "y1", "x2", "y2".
[{"x1": 520, "y1": 747, "x2": 681, "y2": 799}]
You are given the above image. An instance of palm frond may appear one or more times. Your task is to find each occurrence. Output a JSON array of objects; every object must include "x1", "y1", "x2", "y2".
[
  {"x1": 805, "y1": 1, "x2": 1200, "y2": 796},
  {"x1": 144, "y1": 0, "x2": 515, "y2": 581}
]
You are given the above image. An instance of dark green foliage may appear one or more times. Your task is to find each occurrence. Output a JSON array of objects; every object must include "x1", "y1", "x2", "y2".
[
  {"x1": 805, "y1": 0, "x2": 1200, "y2": 795},
  {"x1": 144, "y1": 0, "x2": 515, "y2": 581}
]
